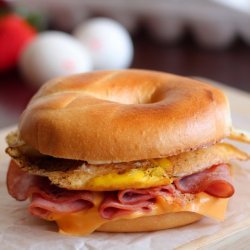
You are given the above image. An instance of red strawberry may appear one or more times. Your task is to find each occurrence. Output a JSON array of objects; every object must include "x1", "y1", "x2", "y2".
[{"x1": 0, "y1": 14, "x2": 36, "y2": 71}]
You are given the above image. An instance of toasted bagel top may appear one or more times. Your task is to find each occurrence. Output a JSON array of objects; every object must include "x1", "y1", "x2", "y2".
[{"x1": 19, "y1": 70, "x2": 231, "y2": 163}]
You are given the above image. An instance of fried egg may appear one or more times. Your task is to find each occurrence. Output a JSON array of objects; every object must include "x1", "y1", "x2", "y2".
[{"x1": 6, "y1": 132, "x2": 248, "y2": 191}]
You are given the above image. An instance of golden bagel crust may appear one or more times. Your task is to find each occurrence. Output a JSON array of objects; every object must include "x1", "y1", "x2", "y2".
[
  {"x1": 97, "y1": 212, "x2": 202, "y2": 232},
  {"x1": 19, "y1": 70, "x2": 231, "y2": 163}
]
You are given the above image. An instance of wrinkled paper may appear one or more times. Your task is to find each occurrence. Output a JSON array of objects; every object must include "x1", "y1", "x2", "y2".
[{"x1": 0, "y1": 80, "x2": 249, "y2": 250}]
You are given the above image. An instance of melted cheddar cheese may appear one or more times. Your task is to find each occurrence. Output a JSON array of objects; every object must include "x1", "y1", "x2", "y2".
[{"x1": 51, "y1": 192, "x2": 228, "y2": 236}]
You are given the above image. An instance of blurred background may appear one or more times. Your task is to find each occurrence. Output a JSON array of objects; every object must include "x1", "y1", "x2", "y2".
[{"x1": 1, "y1": 0, "x2": 250, "y2": 128}]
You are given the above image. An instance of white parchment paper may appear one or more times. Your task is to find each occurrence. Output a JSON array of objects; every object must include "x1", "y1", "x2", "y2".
[{"x1": 0, "y1": 81, "x2": 249, "y2": 250}]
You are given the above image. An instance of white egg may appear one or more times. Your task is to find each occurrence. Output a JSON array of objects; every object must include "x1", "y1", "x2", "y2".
[
  {"x1": 19, "y1": 31, "x2": 93, "y2": 87},
  {"x1": 73, "y1": 17, "x2": 134, "y2": 70},
  {"x1": 190, "y1": 14, "x2": 235, "y2": 49}
]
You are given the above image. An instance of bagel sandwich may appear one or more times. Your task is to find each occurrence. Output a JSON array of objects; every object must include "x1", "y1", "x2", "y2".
[{"x1": 5, "y1": 70, "x2": 250, "y2": 235}]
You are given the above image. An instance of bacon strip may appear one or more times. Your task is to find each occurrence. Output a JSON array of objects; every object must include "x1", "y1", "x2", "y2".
[{"x1": 174, "y1": 164, "x2": 234, "y2": 198}]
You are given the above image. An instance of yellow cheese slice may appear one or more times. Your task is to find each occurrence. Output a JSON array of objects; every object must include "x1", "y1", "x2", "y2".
[{"x1": 52, "y1": 192, "x2": 228, "y2": 236}]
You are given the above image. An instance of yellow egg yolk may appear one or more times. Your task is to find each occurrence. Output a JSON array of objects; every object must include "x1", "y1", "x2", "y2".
[{"x1": 84, "y1": 158, "x2": 173, "y2": 190}]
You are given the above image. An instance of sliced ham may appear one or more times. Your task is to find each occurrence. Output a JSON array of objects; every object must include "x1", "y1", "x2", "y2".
[
  {"x1": 174, "y1": 164, "x2": 234, "y2": 198},
  {"x1": 99, "y1": 192, "x2": 154, "y2": 219},
  {"x1": 7, "y1": 160, "x2": 94, "y2": 219},
  {"x1": 7, "y1": 160, "x2": 41, "y2": 201},
  {"x1": 118, "y1": 185, "x2": 175, "y2": 205},
  {"x1": 29, "y1": 193, "x2": 93, "y2": 219},
  {"x1": 7, "y1": 160, "x2": 235, "y2": 221},
  {"x1": 100, "y1": 164, "x2": 234, "y2": 219},
  {"x1": 100, "y1": 185, "x2": 177, "y2": 219}
]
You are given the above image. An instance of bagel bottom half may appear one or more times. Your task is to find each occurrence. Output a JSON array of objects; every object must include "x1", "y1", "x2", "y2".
[{"x1": 97, "y1": 212, "x2": 202, "y2": 233}]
